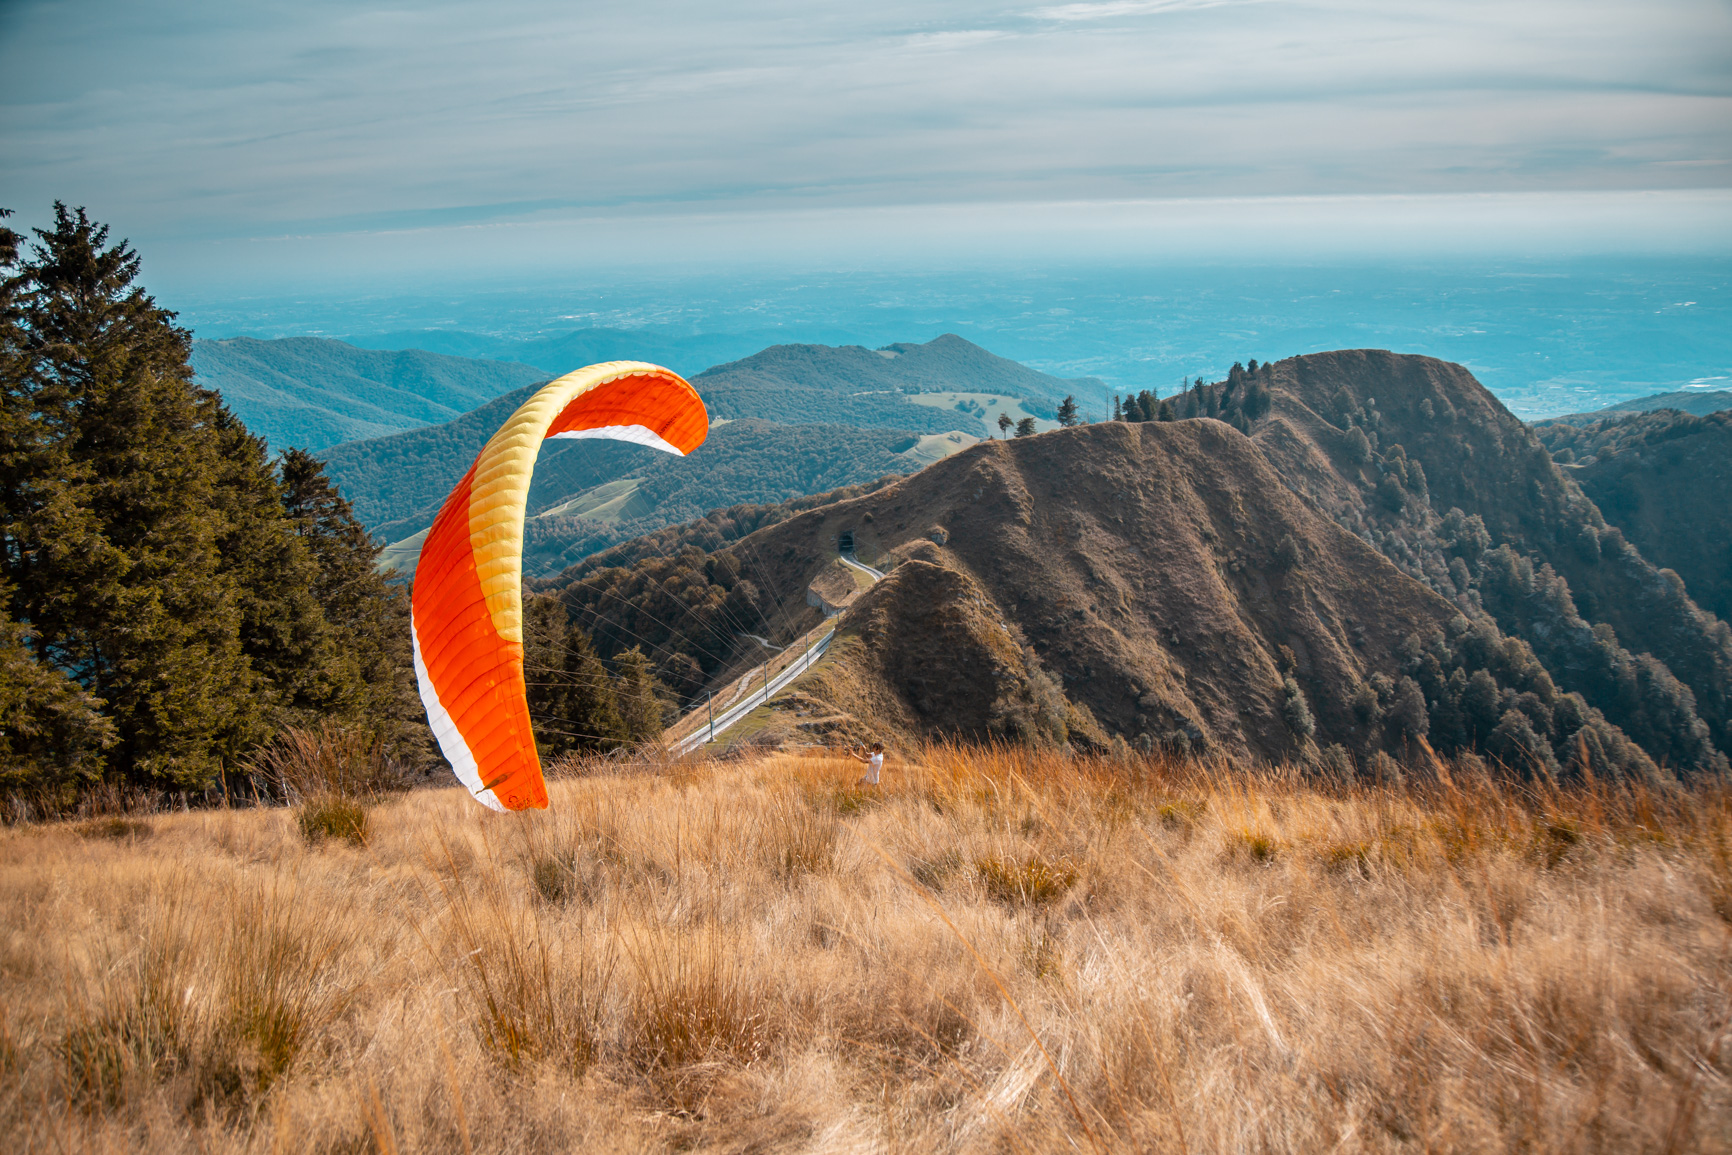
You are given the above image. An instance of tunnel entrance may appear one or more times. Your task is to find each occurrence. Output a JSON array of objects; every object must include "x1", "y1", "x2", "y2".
[{"x1": 838, "y1": 530, "x2": 855, "y2": 554}]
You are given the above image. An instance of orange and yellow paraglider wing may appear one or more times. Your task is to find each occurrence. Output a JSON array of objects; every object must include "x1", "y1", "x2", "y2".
[{"x1": 410, "y1": 362, "x2": 707, "y2": 811}]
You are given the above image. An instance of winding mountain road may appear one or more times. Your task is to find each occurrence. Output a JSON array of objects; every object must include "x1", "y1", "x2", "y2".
[{"x1": 667, "y1": 553, "x2": 883, "y2": 755}]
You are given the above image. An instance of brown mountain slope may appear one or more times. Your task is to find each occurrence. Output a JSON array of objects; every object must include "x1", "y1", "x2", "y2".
[
  {"x1": 796, "y1": 420, "x2": 1456, "y2": 761},
  {"x1": 549, "y1": 420, "x2": 1657, "y2": 778},
  {"x1": 1223, "y1": 351, "x2": 1731, "y2": 773}
]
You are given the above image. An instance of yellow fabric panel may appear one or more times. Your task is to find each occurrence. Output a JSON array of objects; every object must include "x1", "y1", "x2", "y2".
[{"x1": 465, "y1": 362, "x2": 665, "y2": 643}]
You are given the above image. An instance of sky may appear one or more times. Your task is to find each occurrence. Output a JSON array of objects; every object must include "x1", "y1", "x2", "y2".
[{"x1": 3, "y1": 0, "x2": 1730, "y2": 287}]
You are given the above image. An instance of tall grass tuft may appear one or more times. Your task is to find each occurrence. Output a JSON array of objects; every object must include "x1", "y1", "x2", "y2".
[
  {"x1": 216, "y1": 876, "x2": 354, "y2": 1094},
  {"x1": 58, "y1": 889, "x2": 200, "y2": 1111},
  {"x1": 249, "y1": 723, "x2": 397, "y2": 846},
  {"x1": 761, "y1": 787, "x2": 838, "y2": 877},
  {"x1": 624, "y1": 926, "x2": 774, "y2": 1111},
  {"x1": 435, "y1": 832, "x2": 605, "y2": 1076}
]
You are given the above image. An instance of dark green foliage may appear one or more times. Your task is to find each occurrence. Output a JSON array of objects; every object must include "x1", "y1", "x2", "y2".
[
  {"x1": 522, "y1": 594, "x2": 626, "y2": 755},
  {"x1": 0, "y1": 206, "x2": 418, "y2": 797},
  {"x1": 542, "y1": 478, "x2": 900, "y2": 585},
  {"x1": 0, "y1": 585, "x2": 115, "y2": 796},
  {"x1": 1438, "y1": 507, "x2": 1490, "y2": 563},
  {"x1": 1241, "y1": 375, "x2": 1273, "y2": 422},
  {"x1": 2, "y1": 206, "x2": 262, "y2": 786},
  {"x1": 613, "y1": 647, "x2": 670, "y2": 743},
  {"x1": 329, "y1": 415, "x2": 933, "y2": 561},
  {"x1": 551, "y1": 546, "x2": 767, "y2": 707},
  {"x1": 1534, "y1": 408, "x2": 1732, "y2": 622},
  {"x1": 1343, "y1": 425, "x2": 1373, "y2": 465},
  {"x1": 1157, "y1": 400, "x2": 1175, "y2": 422},
  {"x1": 1120, "y1": 390, "x2": 1158, "y2": 423},
  {"x1": 1473, "y1": 546, "x2": 1726, "y2": 777},
  {"x1": 1014, "y1": 417, "x2": 1037, "y2": 438},
  {"x1": 1394, "y1": 617, "x2": 1664, "y2": 782},
  {"x1": 1488, "y1": 709, "x2": 1560, "y2": 778},
  {"x1": 997, "y1": 412, "x2": 1013, "y2": 437},
  {"x1": 1056, "y1": 395, "x2": 1079, "y2": 427},
  {"x1": 1280, "y1": 677, "x2": 1315, "y2": 738},
  {"x1": 1387, "y1": 677, "x2": 1429, "y2": 740},
  {"x1": 1376, "y1": 471, "x2": 1407, "y2": 513}
]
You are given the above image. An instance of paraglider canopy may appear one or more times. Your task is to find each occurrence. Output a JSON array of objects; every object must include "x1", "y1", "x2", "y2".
[{"x1": 411, "y1": 362, "x2": 708, "y2": 810}]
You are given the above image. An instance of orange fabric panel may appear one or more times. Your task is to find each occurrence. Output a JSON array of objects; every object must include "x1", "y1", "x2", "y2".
[
  {"x1": 547, "y1": 372, "x2": 708, "y2": 452},
  {"x1": 412, "y1": 466, "x2": 546, "y2": 810}
]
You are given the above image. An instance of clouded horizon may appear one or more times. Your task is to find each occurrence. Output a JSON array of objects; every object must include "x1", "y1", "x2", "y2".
[{"x1": 3, "y1": 0, "x2": 1729, "y2": 284}]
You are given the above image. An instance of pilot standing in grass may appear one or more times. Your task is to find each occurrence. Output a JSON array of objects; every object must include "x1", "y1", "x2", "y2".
[{"x1": 851, "y1": 741, "x2": 886, "y2": 786}]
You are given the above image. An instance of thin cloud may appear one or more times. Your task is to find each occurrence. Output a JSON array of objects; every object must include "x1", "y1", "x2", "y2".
[
  {"x1": 1, "y1": 0, "x2": 1726, "y2": 276},
  {"x1": 1033, "y1": 0, "x2": 1250, "y2": 21}
]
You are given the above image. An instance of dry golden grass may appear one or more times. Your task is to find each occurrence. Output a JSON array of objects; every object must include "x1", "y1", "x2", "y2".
[{"x1": 3, "y1": 745, "x2": 1730, "y2": 1153}]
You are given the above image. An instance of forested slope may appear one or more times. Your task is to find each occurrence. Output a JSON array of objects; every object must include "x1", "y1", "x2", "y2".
[
  {"x1": 1535, "y1": 409, "x2": 1732, "y2": 622},
  {"x1": 191, "y1": 336, "x2": 546, "y2": 450}
]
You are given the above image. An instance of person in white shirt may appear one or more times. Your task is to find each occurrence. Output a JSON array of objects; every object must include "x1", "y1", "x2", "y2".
[{"x1": 851, "y1": 741, "x2": 886, "y2": 786}]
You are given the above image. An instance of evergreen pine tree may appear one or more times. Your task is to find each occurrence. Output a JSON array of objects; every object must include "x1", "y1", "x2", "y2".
[
  {"x1": 523, "y1": 593, "x2": 626, "y2": 754},
  {"x1": 1112, "y1": 395, "x2": 1123, "y2": 421},
  {"x1": 0, "y1": 206, "x2": 426, "y2": 793},
  {"x1": 997, "y1": 411, "x2": 1013, "y2": 437},
  {"x1": 2, "y1": 205, "x2": 259, "y2": 786},
  {"x1": 1242, "y1": 376, "x2": 1274, "y2": 421},
  {"x1": 612, "y1": 646, "x2": 666, "y2": 743},
  {"x1": 277, "y1": 448, "x2": 420, "y2": 738},
  {"x1": 0, "y1": 579, "x2": 116, "y2": 797},
  {"x1": 1014, "y1": 416, "x2": 1037, "y2": 437},
  {"x1": 1056, "y1": 395, "x2": 1079, "y2": 427}
]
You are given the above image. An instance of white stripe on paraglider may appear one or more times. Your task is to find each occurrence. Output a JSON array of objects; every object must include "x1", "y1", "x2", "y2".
[
  {"x1": 548, "y1": 424, "x2": 688, "y2": 455},
  {"x1": 411, "y1": 618, "x2": 505, "y2": 812}
]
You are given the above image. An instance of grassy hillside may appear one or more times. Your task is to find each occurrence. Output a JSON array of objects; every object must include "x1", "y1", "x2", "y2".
[
  {"x1": 1541, "y1": 388, "x2": 1732, "y2": 425},
  {"x1": 333, "y1": 418, "x2": 946, "y2": 576},
  {"x1": 1536, "y1": 409, "x2": 1732, "y2": 623},
  {"x1": 347, "y1": 327, "x2": 783, "y2": 378},
  {"x1": 7, "y1": 745, "x2": 1728, "y2": 1152},
  {"x1": 190, "y1": 336, "x2": 547, "y2": 450},
  {"x1": 693, "y1": 334, "x2": 1098, "y2": 432}
]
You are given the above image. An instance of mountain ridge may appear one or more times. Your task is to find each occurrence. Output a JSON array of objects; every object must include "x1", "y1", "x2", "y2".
[
  {"x1": 541, "y1": 348, "x2": 1726, "y2": 779},
  {"x1": 322, "y1": 334, "x2": 1089, "y2": 559},
  {"x1": 190, "y1": 336, "x2": 548, "y2": 450}
]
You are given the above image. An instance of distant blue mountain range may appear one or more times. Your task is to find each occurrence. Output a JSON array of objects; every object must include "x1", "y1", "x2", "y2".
[{"x1": 190, "y1": 337, "x2": 547, "y2": 450}]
